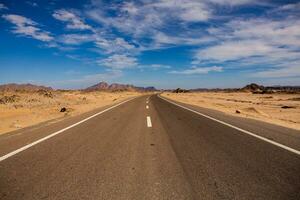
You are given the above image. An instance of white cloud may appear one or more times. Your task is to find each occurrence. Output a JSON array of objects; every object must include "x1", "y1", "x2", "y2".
[
  {"x1": 178, "y1": 2, "x2": 211, "y2": 22},
  {"x1": 152, "y1": 31, "x2": 214, "y2": 47},
  {"x1": 86, "y1": 0, "x2": 211, "y2": 39},
  {"x1": 59, "y1": 34, "x2": 95, "y2": 45},
  {"x1": 191, "y1": 14, "x2": 300, "y2": 81},
  {"x1": 208, "y1": 0, "x2": 255, "y2": 6},
  {"x1": 254, "y1": 66, "x2": 300, "y2": 78},
  {"x1": 86, "y1": 0, "x2": 262, "y2": 41},
  {"x1": 53, "y1": 9, "x2": 92, "y2": 30},
  {"x1": 197, "y1": 40, "x2": 274, "y2": 61},
  {"x1": 138, "y1": 64, "x2": 171, "y2": 70},
  {"x1": 0, "y1": 3, "x2": 8, "y2": 10},
  {"x1": 95, "y1": 37, "x2": 135, "y2": 54},
  {"x1": 2, "y1": 14, "x2": 53, "y2": 41},
  {"x1": 151, "y1": 0, "x2": 211, "y2": 22},
  {"x1": 98, "y1": 54, "x2": 138, "y2": 69},
  {"x1": 148, "y1": 64, "x2": 171, "y2": 69},
  {"x1": 170, "y1": 66, "x2": 223, "y2": 74},
  {"x1": 275, "y1": 2, "x2": 300, "y2": 12},
  {"x1": 228, "y1": 18, "x2": 300, "y2": 48},
  {"x1": 84, "y1": 0, "x2": 219, "y2": 52}
]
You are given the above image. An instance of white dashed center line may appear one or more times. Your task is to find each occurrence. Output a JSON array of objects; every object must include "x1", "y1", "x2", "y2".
[
  {"x1": 146, "y1": 105, "x2": 149, "y2": 109},
  {"x1": 147, "y1": 116, "x2": 152, "y2": 127}
]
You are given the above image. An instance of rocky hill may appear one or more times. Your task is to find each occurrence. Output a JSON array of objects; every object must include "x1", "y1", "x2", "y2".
[
  {"x1": 0, "y1": 83, "x2": 53, "y2": 92},
  {"x1": 84, "y1": 82, "x2": 157, "y2": 92},
  {"x1": 83, "y1": 82, "x2": 109, "y2": 91},
  {"x1": 241, "y1": 83, "x2": 265, "y2": 92}
]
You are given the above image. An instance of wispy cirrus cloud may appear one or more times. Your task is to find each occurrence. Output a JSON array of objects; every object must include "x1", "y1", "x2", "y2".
[
  {"x1": 138, "y1": 64, "x2": 172, "y2": 71},
  {"x1": 272, "y1": 2, "x2": 300, "y2": 13},
  {"x1": 194, "y1": 15, "x2": 300, "y2": 78},
  {"x1": 196, "y1": 40, "x2": 274, "y2": 62},
  {"x1": 53, "y1": 9, "x2": 92, "y2": 31},
  {"x1": 170, "y1": 66, "x2": 223, "y2": 74},
  {"x1": 98, "y1": 54, "x2": 138, "y2": 69},
  {"x1": 2, "y1": 14, "x2": 53, "y2": 41},
  {"x1": 86, "y1": 0, "x2": 211, "y2": 38},
  {"x1": 95, "y1": 37, "x2": 136, "y2": 54},
  {"x1": 208, "y1": 0, "x2": 256, "y2": 6},
  {"x1": 58, "y1": 33, "x2": 95, "y2": 45},
  {"x1": 254, "y1": 66, "x2": 300, "y2": 78},
  {"x1": 3, "y1": 0, "x2": 300, "y2": 88}
]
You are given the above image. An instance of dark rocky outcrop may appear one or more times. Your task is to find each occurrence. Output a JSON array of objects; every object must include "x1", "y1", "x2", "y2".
[
  {"x1": 173, "y1": 88, "x2": 190, "y2": 93},
  {"x1": 242, "y1": 83, "x2": 265, "y2": 92}
]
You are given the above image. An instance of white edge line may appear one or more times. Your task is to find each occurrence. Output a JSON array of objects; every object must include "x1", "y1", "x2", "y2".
[
  {"x1": 147, "y1": 116, "x2": 152, "y2": 127},
  {"x1": 0, "y1": 97, "x2": 136, "y2": 162},
  {"x1": 158, "y1": 95, "x2": 300, "y2": 156}
]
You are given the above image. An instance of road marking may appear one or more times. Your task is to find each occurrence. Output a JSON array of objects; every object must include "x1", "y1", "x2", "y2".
[
  {"x1": 0, "y1": 97, "x2": 136, "y2": 162},
  {"x1": 147, "y1": 116, "x2": 152, "y2": 127},
  {"x1": 159, "y1": 95, "x2": 300, "y2": 156},
  {"x1": 146, "y1": 105, "x2": 149, "y2": 109},
  {"x1": 146, "y1": 101, "x2": 148, "y2": 104}
]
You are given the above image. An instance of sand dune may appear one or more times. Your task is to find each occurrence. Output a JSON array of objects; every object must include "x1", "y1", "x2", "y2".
[
  {"x1": 0, "y1": 90, "x2": 141, "y2": 135},
  {"x1": 162, "y1": 92, "x2": 300, "y2": 130}
]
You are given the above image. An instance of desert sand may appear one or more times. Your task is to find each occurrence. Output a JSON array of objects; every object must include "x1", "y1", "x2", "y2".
[
  {"x1": 162, "y1": 92, "x2": 300, "y2": 130},
  {"x1": 0, "y1": 90, "x2": 141, "y2": 135}
]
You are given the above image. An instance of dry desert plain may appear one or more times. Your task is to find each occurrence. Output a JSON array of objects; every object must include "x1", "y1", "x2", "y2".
[
  {"x1": 162, "y1": 92, "x2": 300, "y2": 130},
  {"x1": 0, "y1": 90, "x2": 141, "y2": 135},
  {"x1": 1, "y1": 90, "x2": 300, "y2": 135}
]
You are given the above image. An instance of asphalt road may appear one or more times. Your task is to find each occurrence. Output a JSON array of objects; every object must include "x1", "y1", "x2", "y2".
[{"x1": 0, "y1": 94, "x2": 299, "y2": 200}]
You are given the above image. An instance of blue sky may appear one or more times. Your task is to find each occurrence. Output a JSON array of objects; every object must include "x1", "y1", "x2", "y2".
[{"x1": 0, "y1": 0, "x2": 300, "y2": 89}]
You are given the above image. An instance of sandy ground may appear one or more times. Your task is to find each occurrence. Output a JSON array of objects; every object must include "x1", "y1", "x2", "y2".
[
  {"x1": 0, "y1": 90, "x2": 141, "y2": 135},
  {"x1": 162, "y1": 92, "x2": 300, "y2": 130}
]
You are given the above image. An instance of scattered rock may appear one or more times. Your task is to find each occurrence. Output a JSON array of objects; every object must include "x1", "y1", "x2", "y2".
[
  {"x1": 27, "y1": 98, "x2": 39, "y2": 103},
  {"x1": 150, "y1": 143, "x2": 155, "y2": 146},
  {"x1": 38, "y1": 89, "x2": 53, "y2": 98},
  {"x1": 113, "y1": 98, "x2": 117, "y2": 101},
  {"x1": 281, "y1": 106, "x2": 295, "y2": 109},
  {"x1": 235, "y1": 110, "x2": 241, "y2": 114},
  {"x1": 60, "y1": 107, "x2": 67, "y2": 112},
  {"x1": 0, "y1": 95, "x2": 19, "y2": 104}
]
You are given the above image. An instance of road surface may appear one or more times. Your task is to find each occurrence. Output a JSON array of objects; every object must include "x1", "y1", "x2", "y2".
[{"x1": 0, "y1": 94, "x2": 299, "y2": 199}]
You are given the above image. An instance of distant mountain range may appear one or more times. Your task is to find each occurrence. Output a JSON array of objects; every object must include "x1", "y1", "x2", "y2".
[
  {"x1": 174, "y1": 83, "x2": 300, "y2": 94},
  {"x1": 1, "y1": 82, "x2": 299, "y2": 93},
  {"x1": 84, "y1": 82, "x2": 157, "y2": 92},
  {"x1": 0, "y1": 83, "x2": 53, "y2": 92},
  {"x1": 0, "y1": 82, "x2": 157, "y2": 92}
]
